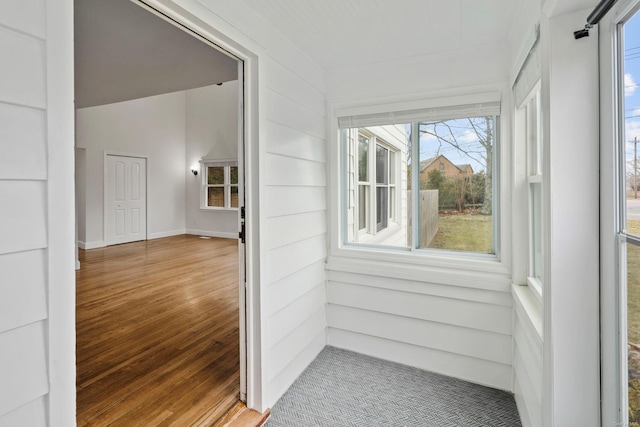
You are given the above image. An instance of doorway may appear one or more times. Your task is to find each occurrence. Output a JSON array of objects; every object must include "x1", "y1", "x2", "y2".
[{"x1": 74, "y1": 0, "x2": 248, "y2": 423}]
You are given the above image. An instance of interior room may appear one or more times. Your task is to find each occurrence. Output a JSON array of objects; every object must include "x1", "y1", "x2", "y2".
[
  {"x1": 0, "y1": 0, "x2": 631, "y2": 426},
  {"x1": 73, "y1": 0, "x2": 244, "y2": 424}
]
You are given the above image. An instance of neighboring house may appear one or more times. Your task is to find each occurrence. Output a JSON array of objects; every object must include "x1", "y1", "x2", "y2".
[
  {"x1": 0, "y1": 1, "x2": 608, "y2": 427},
  {"x1": 419, "y1": 155, "x2": 474, "y2": 181}
]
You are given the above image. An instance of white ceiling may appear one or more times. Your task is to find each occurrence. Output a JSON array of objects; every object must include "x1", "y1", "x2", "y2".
[
  {"x1": 74, "y1": 0, "x2": 238, "y2": 108},
  {"x1": 240, "y1": 0, "x2": 598, "y2": 71},
  {"x1": 240, "y1": 0, "x2": 518, "y2": 70}
]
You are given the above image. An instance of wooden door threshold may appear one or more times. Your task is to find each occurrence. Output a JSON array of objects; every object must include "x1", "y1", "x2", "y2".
[{"x1": 214, "y1": 402, "x2": 270, "y2": 427}]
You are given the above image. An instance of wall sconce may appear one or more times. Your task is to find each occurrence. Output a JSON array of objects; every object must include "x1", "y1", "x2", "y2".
[{"x1": 191, "y1": 168, "x2": 198, "y2": 176}]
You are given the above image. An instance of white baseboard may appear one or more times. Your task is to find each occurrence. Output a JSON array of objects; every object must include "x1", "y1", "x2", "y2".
[
  {"x1": 186, "y1": 229, "x2": 237, "y2": 239},
  {"x1": 78, "y1": 240, "x2": 105, "y2": 250},
  {"x1": 75, "y1": 260, "x2": 80, "y2": 270},
  {"x1": 148, "y1": 229, "x2": 186, "y2": 240}
]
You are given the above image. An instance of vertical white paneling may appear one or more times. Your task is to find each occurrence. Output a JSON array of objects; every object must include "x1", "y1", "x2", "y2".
[
  {"x1": 0, "y1": 397, "x2": 47, "y2": 427},
  {"x1": 0, "y1": 103, "x2": 46, "y2": 180},
  {"x1": 0, "y1": 181, "x2": 47, "y2": 255},
  {"x1": 0, "y1": 322, "x2": 48, "y2": 417},
  {"x1": 0, "y1": 0, "x2": 46, "y2": 39},
  {"x1": 0, "y1": 27, "x2": 45, "y2": 108},
  {"x1": 0, "y1": 250, "x2": 47, "y2": 334}
]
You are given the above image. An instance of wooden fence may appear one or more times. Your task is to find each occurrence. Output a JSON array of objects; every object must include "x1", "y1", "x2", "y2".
[{"x1": 407, "y1": 190, "x2": 438, "y2": 247}]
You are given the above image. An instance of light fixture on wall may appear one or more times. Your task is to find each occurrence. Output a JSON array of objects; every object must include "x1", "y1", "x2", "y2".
[{"x1": 191, "y1": 168, "x2": 198, "y2": 176}]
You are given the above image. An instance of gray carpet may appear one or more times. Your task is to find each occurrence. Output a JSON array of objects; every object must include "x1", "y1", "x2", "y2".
[{"x1": 266, "y1": 347, "x2": 521, "y2": 427}]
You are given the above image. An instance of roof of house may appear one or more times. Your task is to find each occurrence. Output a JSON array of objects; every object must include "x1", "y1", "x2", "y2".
[{"x1": 419, "y1": 155, "x2": 473, "y2": 174}]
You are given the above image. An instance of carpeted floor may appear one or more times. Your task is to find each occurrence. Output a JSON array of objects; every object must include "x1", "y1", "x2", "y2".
[{"x1": 266, "y1": 347, "x2": 521, "y2": 427}]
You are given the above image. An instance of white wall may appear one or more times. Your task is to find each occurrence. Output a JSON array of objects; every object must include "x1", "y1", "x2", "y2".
[
  {"x1": 76, "y1": 91, "x2": 187, "y2": 246},
  {"x1": 543, "y1": 8, "x2": 600, "y2": 426},
  {"x1": 326, "y1": 43, "x2": 516, "y2": 392},
  {"x1": 0, "y1": 0, "x2": 75, "y2": 425},
  {"x1": 185, "y1": 81, "x2": 239, "y2": 238}
]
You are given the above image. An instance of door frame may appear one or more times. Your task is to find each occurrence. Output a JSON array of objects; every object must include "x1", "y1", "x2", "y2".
[
  {"x1": 131, "y1": 0, "x2": 263, "y2": 411},
  {"x1": 103, "y1": 152, "x2": 149, "y2": 246}
]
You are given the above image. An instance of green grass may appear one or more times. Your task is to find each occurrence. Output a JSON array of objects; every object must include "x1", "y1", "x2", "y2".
[
  {"x1": 625, "y1": 220, "x2": 640, "y2": 421},
  {"x1": 427, "y1": 212, "x2": 493, "y2": 254}
]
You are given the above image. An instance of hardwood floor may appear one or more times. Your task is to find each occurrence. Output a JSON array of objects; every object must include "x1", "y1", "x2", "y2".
[{"x1": 76, "y1": 235, "x2": 240, "y2": 426}]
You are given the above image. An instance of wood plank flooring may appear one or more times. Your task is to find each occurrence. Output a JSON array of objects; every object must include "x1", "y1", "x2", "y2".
[{"x1": 76, "y1": 235, "x2": 240, "y2": 426}]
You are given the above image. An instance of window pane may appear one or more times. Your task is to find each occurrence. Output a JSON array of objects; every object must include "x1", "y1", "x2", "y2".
[
  {"x1": 418, "y1": 117, "x2": 494, "y2": 254},
  {"x1": 358, "y1": 185, "x2": 367, "y2": 230},
  {"x1": 530, "y1": 182, "x2": 543, "y2": 280},
  {"x1": 207, "y1": 187, "x2": 225, "y2": 207},
  {"x1": 629, "y1": 242, "x2": 640, "y2": 423},
  {"x1": 376, "y1": 186, "x2": 388, "y2": 231},
  {"x1": 376, "y1": 145, "x2": 388, "y2": 184},
  {"x1": 208, "y1": 167, "x2": 224, "y2": 185},
  {"x1": 230, "y1": 186, "x2": 239, "y2": 208},
  {"x1": 230, "y1": 167, "x2": 238, "y2": 185},
  {"x1": 358, "y1": 136, "x2": 369, "y2": 182}
]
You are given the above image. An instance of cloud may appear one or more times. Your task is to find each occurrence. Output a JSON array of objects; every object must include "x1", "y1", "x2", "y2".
[{"x1": 626, "y1": 73, "x2": 637, "y2": 96}]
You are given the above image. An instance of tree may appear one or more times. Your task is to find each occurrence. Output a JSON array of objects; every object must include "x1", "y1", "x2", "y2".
[{"x1": 420, "y1": 117, "x2": 494, "y2": 214}]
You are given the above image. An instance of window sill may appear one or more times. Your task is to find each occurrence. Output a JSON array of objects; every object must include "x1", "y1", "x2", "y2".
[
  {"x1": 199, "y1": 207, "x2": 239, "y2": 212},
  {"x1": 512, "y1": 283, "x2": 543, "y2": 344},
  {"x1": 326, "y1": 247, "x2": 510, "y2": 292}
]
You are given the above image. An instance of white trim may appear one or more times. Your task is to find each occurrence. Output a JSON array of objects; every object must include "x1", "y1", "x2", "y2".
[
  {"x1": 131, "y1": 0, "x2": 264, "y2": 412},
  {"x1": 46, "y1": 0, "x2": 76, "y2": 424},
  {"x1": 77, "y1": 240, "x2": 106, "y2": 250},
  {"x1": 148, "y1": 229, "x2": 186, "y2": 240},
  {"x1": 512, "y1": 284, "x2": 543, "y2": 342},
  {"x1": 185, "y1": 229, "x2": 237, "y2": 239}
]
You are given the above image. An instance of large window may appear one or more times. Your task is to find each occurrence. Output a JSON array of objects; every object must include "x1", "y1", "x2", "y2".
[
  {"x1": 340, "y1": 101, "x2": 499, "y2": 255},
  {"x1": 201, "y1": 160, "x2": 238, "y2": 209}
]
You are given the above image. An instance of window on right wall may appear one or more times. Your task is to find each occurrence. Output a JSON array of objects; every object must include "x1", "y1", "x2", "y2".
[{"x1": 520, "y1": 86, "x2": 544, "y2": 297}]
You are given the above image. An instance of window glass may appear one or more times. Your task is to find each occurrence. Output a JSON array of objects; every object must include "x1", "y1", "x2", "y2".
[
  {"x1": 208, "y1": 167, "x2": 224, "y2": 185},
  {"x1": 342, "y1": 114, "x2": 497, "y2": 254},
  {"x1": 230, "y1": 167, "x2": 239, "y2": 185},
  {"x1": 201, "y1": 161, "x2": 239, "y2": 210},
  {"x1": 207, "y1": 187, "x2": 225, "y2": 207},
  {"x1": 417, "y1": 117, "x2": 495, "y2": 254}
]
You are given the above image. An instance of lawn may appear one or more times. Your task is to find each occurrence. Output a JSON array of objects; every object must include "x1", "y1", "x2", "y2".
[
  {"x1": 622, "y1": 219, "x2": 640, "y2": 422},
  {"x1": 427, "y1": 212, "x2": 493, "y2": 254}
]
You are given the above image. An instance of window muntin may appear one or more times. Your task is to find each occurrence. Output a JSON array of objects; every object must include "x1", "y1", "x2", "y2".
[
  {"x1": 341, "y1": 110, "x2": 498, "y2": 255},
  {"x1": 201, "y1": 160, "x2": 238, "y2": 210}
]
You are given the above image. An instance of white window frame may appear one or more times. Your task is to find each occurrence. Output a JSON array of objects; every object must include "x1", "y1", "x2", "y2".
[
  {"x1": 353, "y1": 130, "x2": 401, "y2": 241},
  {"x1": 521, "y1": 85, "x2": 544, "y2": 300},
  {"x1": 200, "y1": 159, "x2": 239, "y2": 210},
  {"x1": 335, "y1": 93, "x2": 503, "y2": 264}
]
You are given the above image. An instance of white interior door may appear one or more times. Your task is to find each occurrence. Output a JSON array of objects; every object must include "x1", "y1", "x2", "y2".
[{"x1": 105, "y1": 154, "x2": 147, "y2": 245}]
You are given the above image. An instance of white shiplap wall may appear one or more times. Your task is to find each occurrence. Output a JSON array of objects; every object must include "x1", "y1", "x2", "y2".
[
  {"x1": 512, "y1": 285, "x2": 542, "y2": 427},
  {"x1": 0, "y1": 0, "x2": 75, "y2": 425},
  {"x1": 181, "y1": 0, "x2": 329, "y2": 410},
  {"x1": 326, "y1": 257, "x2": 514, "y2": 391},
  {"x1": 0, "y1": 2, "x2": 49, "y2": 423}
]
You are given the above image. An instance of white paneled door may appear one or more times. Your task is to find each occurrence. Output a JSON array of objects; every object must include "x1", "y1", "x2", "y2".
[{"x1": 105, "y1": 155, "x2": 147, "y2": 245}]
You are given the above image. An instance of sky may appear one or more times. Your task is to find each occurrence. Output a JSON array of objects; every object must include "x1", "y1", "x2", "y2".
[
  {"x1": 625, "y1": 11, "x2": 640, "y2": 176},
  {"x1": 405, "y1": 119, "x2": 490, "y2": 174}
]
